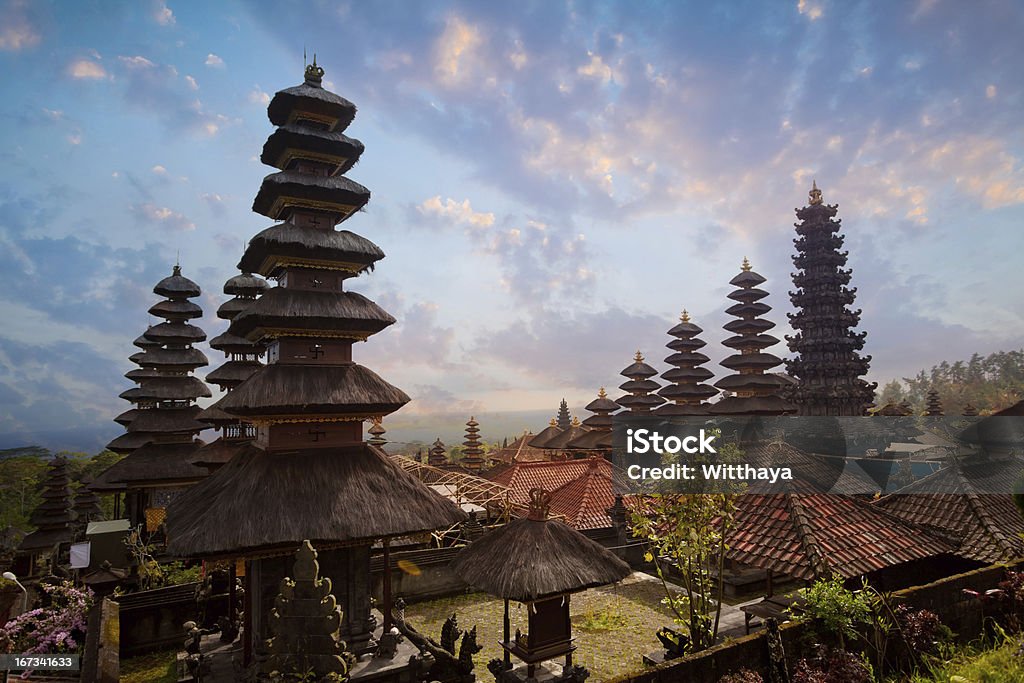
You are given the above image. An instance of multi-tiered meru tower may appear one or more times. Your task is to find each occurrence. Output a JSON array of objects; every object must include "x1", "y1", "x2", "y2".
[
  {"x1": 656, "y1": 310, "x2": 718, "y2": 415},
  {"x1": 165, "y1": 61, "x2": 464, "y2": 669},
  {"x1": 93, "y1": 266, "x2": 210, "y2": 528},
  {"x1": 785, "y1": 182, "x2": 876, "y2": 416},
  {"x1": 714, "y1": 259, "x2": 795, "y2": 415}
]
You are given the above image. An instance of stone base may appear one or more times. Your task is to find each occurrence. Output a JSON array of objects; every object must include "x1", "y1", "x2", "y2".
[{"x1": 494, "y1": 661, "x2": 589, "y2": 683}]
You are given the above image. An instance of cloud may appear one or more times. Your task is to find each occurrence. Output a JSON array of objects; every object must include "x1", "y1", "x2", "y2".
[
  {"x1": 200, "y1": 192, "x2": 227, "y2": 215},
  {"x1": 248, "y1": 87, "x2": 270, "y2": 105},
  {"x1": 797, "y1": 0, "x2": 823, "y2": 20},
  {"x1": 986, "y1": 84, "x2": 997, "y2": 99},
  {"x1": 205, "y1": 53, "x2": 225, "y2": 68},
  {"x1": 67, "y1": 58, "x2": 107, "y2": 79},
  {"x1": 401, "y1": 384, "x2": 484, "y2": 417},
  {"x1": 130, "y1": 202, "x2": 196, "y2": 231},
  {"x1": 577, "y1": 52, "x2": 613, "y2": 85},
  {"x1": 417, "y1": 196, "x2": 494, "y2": 228},
  {"x1": 153, "y1": 0, "x2": 175, "y2": 26},
  {"x1": 151, "y1": 164, "x2": 167, "y2": 175},
  {"x1": 0, "y1": 0, "x2": 41, "y2": 51},
  {"x1": 113, "y1": 53, "x2": 228, "y2": 135},
  {"x1": 185, "y1": 75, "x2": 198, "y2": 90},
  {"x1": 434, "y1": 16, "x2": 481, "y2": 86}
]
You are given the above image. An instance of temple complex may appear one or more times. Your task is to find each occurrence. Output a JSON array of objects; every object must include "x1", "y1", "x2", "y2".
[
  {"x1": 163, "y1": 60, "x2": 464, "y2": 674},
  {"x1": 566, "y1": 388, "x2": 617, "y2": 451},
  {"x1": 713, "y1": 259, "x2": 795, "y2": 415},
  {"x1": 92, "y1": 266, "x2": 211, "y2": 529},
  {"x1": 785, "y1": 182, "x2": 875, "y2": 416}
]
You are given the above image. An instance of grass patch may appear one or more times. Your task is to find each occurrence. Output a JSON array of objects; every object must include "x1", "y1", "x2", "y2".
[
  {"x1": 574, "y1": 607, "x2": 629, "y2": 632},
  {"x1": 906, "y1": 636, "x2": 1024, "y2": 683},
  {"x1": 120, "y1": 648, "x2": 177, "y2": 683},
  {"x1": 404, "y1": 575, "x2": 676, "y2": 681}
]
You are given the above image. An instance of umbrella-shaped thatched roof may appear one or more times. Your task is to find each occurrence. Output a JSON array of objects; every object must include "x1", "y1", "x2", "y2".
[{"x1": 449, "y1": 488, "x2": 630, "y2": 602}]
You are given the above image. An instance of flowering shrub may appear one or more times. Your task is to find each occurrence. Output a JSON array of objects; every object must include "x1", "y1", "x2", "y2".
[{"x1": 0, "y1": 581, "x2": 93, "y2": 655}]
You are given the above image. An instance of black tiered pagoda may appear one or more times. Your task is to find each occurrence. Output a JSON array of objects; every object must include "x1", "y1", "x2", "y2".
[
  {"x1": 428, "y1": 438, "x2": 449, "y2": 468},
  {"x1": 17, "y1": 456, "x2": 74, "y2": 575},
  {"x1": 714, "y1": 259, "x2": 795, "y2": 415},
  {"x1": 93, "y1": 266, "x2": 211, "y2": 528},
  {"x1": 616, "y1": 351, "x2": 665, "y2": 414},
  {"x1": 193, "y1": 271, "x2": 268, "y2": 473},
  {"x1": 556, "y1": 399, "x2": 572, "y2": 430},
  {"x1": 656, "y1": 310, "x2": 718, "y2": 415},
  {"x1": 165, "y1": 61, "x2": 464, "y2": 666},
  {"x1": 567, "y1": 388, "x2": 618, "y2": 451},
  {"x1": 925, "y1": 389, "x2": 944, "y2": 417},
  {"x1": 785, "y1": 182, "x2": 876, "y2": 416},
  {"x1": 462, "y1": 417, "x2": 485, "y2": 472}
]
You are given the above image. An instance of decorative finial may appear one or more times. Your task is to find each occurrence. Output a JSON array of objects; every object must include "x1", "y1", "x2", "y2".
[
  {"x1": 741, "y1": 256, "x2": 752, "y2": 272},
  {"x1": 598, "y1": 387, "x2": 607, "y2": 398},
  {"x1": 570, "y1": 416, "x2": 580, "y2": 427},
  {"x1": 809, "y1": 179, "x2": 823, "y2": 205},
  {"x1": 549, "y1": 417, "x2": 557, "y2": 427},
  {"x1": 172, "y1": 263, "x2": 182, "y2": 276},
  {"x1": 680, "y1": 309, "x2": 691, "y2": 323},
  {"x1": 634, "y1": 350, "x2": 644, "y2": 362},
  {"x1": 527, "y1": 488, "x2": 551, "y2": 521},
  {"x1": 304, "y1": 53, "x2": 324, "y2": 86}
]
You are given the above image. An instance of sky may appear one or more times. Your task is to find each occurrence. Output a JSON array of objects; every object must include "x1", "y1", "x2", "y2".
[{"x1": 0, "y1": 0, "x2": 1022, "y2": 451}]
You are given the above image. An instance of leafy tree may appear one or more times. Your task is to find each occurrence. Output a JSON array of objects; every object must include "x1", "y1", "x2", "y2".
[
  {"x1": 627, "y1": 432, "x2": 744, "y2": 653},
  {"x1": 881, "y1": 348, "x2": 1024, "y2": 414}
]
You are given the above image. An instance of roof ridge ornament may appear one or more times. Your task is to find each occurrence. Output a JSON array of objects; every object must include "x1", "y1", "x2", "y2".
[
  {"x1": 304, "y1": 53, "x2": 324, "y2": 87},
  {"x1": 809, "y1": 179, "x2": 823, "y2": 205},
  {"x1": 680, "y1": 309, "x2": 691, "y2": 323},
  {"x1": 634, "y1": 350, "x2": 644, "y2": 362},
  {"x1": 527, "y1": 488, "x2": 551, "y2": 521},
  {"x1": 741, "y1": 256, "x2": 752, "y2": 272}
]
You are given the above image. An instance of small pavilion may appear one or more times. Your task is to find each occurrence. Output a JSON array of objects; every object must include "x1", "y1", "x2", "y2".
[{"x1": 450, "y1": 488, "x2": 631, "y2": 682}]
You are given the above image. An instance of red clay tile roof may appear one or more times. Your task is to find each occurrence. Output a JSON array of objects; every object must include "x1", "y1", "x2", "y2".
[
  {"x1": 486, "y1": 456, "x2": 629, "y2": 514},
  {"x1": 727, "y1": 484, "x2": 952, "y2": 581},
  {"x1": 875, "y1": 460, "x2": 1024, "y2": 563},
  {"x1": 547, "y1": 459, "x2": 617, "y2": 530},
  {"x1": 487, "y1": 432, "x2": 557, "y2": 464}
]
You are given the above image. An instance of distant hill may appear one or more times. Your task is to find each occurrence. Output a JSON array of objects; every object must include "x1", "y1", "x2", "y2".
[
  {"x1": 0, "y1": 424, "x2": 121, "y2": 455},
  {"x1": 0, "y1": 446, "x2": 52, "y2": 461}
]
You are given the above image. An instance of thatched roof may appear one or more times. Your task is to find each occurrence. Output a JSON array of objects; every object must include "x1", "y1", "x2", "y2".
[
  {"x1": 224, "y1": 272, "x2": 268, "y2": 296},
  {"x1": 190, "y1": 438, "x2": 257, "y2": 469},
  {"x1": 229, "y1": 288, "x2": 395, "y2": 339},
  {"x1": 449, "y1": 489, "x2": 630, "y2": 601},
  {"x1": 528, "y1": 422, "x2": 562, "y2": 448},
  {"x1": 154, "y1": 267, "x2": 201, "y2": 298},
  {"x1": 205, "y1": 360, "x2": 261, "y2": 386},
  {"x1": 90, "y1": 441, "x2": 206, "y2": 491},
  {"x1": 125, "y1": 405, "x2": 207, "y2": 433},
  {"x1": 261, "y1": 124, "x2": 365, "y2": 174},
  {"x1": 119, "y1": 376, "x2": 212, "y2": 402},
  {"x1": 106, "y1": 431, "x2": 155, "y2": 454},
  {"x1": 219, "y1": 363, "x2": 409, "y2": 416},
  {"x1": 165, "y1": 444, "x2": 466, "y2": 559},
  {"x1": 267, "y1": 82, "x2": 357, "y2": 132},
  {"x1": 252, "y1": 171, "x2": 370, "y2": 221},
  {"x1": 237, "y1": 223, "x2": 384, "y2": 277},
  {"x1": 135, "y1": 347, "x2": 209, "y2": 369},
  {"x1": 149, "y1": 299, "x2": 202, "y2": 320},
  {"x1": 143, "y1": 321, "x2": 206, "y2": 344}
]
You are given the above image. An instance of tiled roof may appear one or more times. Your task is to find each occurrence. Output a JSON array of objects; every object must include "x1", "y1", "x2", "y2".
[
  {"x1": 727, "y1": 483, "x2": 952, "y2": 581},
  {"x1": 486, "y1": 456, "x2": 630, "y2": 515},
  {"x1": 487, "y1": 432, "x2": 557, "y2": 464},
  {"x1": 874, "y1": 460, "x2": 1024, "y2": 563},
  {"x1": 548, "y1": 459, "x2": 617, "y2": 530}
]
